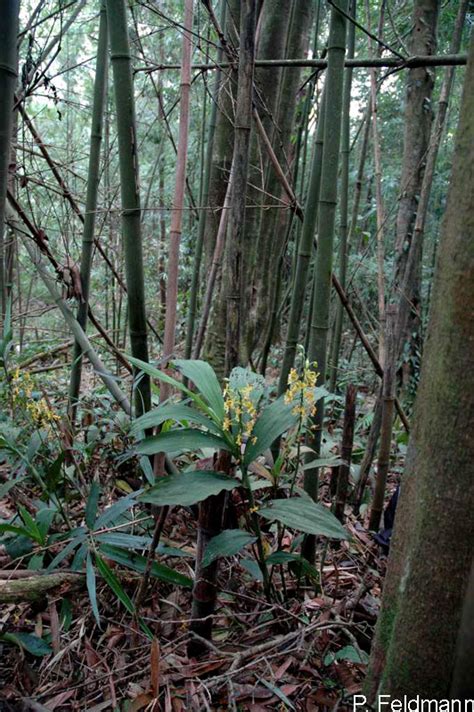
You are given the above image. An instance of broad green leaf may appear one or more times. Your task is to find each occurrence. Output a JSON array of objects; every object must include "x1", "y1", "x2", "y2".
[
  {"x1": 99, "y1": 544, "x2": 192, "y2": 588},
  {"x1": 229, "y1": 367, "x2": 265, "y2": 404},
  {"x1": 314, "y1": 386, "x2": 330, "y2": 401},
  {"x1": 136, "y1": 429, "x2": 230, "y2": 456},
  {"x1": 243, "y1": 397, "x2": 298, "y2": 465},
  {"x1": 87, "y1": 551, "x2": 100, "y2": 626},
  {"x1": 1, "y1": 632, "x2": 52, "y2": 657},
  {"x1": 202, "y1": 529, "x2": 256, "y2": 568},
  {"x1": 173, "y1": 359, "x2": 225, "y2": 419},
  {"x1": 131, "y1": 403, "x2": 221, "y2": 436},
  {"x1": 240, "y1": 558, "x2": 263, "y2": 582},
  {"x1": 138, "y1": 470, "x2": 239, "y2": 507},
  {"x1": 128, "y1": 356, "x2": 200, "y2": 407},
  {"x1": 266, "y1": 551, "x2": 298, "y2": 564},
  {"x1": 85, "y1": 481, "x2": 101, "y2": 529},
  {"x1": 259, "y1": 498, "x2": 348, "y2": 540},
  {"x1": 324, "y1": 645, "x2": 369, "y2": 666}
]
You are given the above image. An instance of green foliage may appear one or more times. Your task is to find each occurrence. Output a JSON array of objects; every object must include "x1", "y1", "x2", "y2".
[
  {"x1": 138, "y1": 470, "x2": 240, "y2": 507},
  {"x1": 259, "y1": 498, "x2": 349, "y2": 540},
  {"x1": 202, "y1": 529, "x2": 257, "y2": 567}
]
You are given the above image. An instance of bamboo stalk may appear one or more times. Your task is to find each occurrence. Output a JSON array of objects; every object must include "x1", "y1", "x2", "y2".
[
  {"x1": 329, "y1": 1, "x2": 356, "y2": 391},
  {"x1": 224, "y1": 0, "x2": 256, "y2": 373},
  {"x1": 277, "y1": 88, "x2": 326, "y2": 397},
  {"x1": 369, "y1": 305, "x2": 397, "y2": 531},
  {"x1": 334, "y1": 383, "x2": 357, "y2": 522},
  {"x1": 140, "y1": 54, "x2": 468, "y2": 72},
  {"x1": 303, "y1": 0, "x2": 348, "y2": 563},
  {"x1": 185, "y1": 0, "x2": 226, "y2": 359},
  {"x1": 0, "y1": 0, "x2": 19, "y2": 325},
  {"x1": 106, "y1": 0, "x2": 151, "y2": 417},
  {"x1": 162, "y1": 0, "x2": 194, "y2": 369},
  {"x1": 68, "y1": 0, "x2": 108, "y2": 421}
]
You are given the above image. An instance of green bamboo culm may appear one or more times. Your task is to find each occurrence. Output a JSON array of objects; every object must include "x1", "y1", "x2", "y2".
[
  {"x1": 106, "y1": 0, "x2": 150, "y2": 417},
  {"x1": 277, "y1": 86, "x2": 327, "y2": 398},
  {"x1": 68, "y1": 0, "x2": 108, "y2": 422},
  {"x1": 0, "y1": 0, "x2": 19, "y2": 326},
  {"x1": 258, "y1": 0, "x2": 314, "y2": 374},
  {"x1": 302, "y1": 0, "x2": 348, "y2": 564},
  {"x1": 329, "y1": 0, "x2": 356, "y2": 393},
  {"x1": 184, "y1": 0, "x2": 227, "y2": 359}
]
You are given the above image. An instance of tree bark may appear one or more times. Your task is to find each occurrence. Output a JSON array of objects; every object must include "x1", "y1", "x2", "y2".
[
  {"x1": 367, "y1": 35, "x2": 474, "y2": 698},
  {"x1": 393, "y1": 0, "x2": 439, "y2": 388}
]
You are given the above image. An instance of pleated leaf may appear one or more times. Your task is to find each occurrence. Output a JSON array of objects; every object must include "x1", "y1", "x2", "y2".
[
  {"x1": 202, "y1": 529, "x2": 256, "y2": 568},
  {"x1": 138, "y1": 470, "x2": 239, "y2": 507},
  {"x1": 259, "y1": 498, "x2": 348, "y2": 539},
  {"x1": 136, "y1": 429, "x2": 230, "y2": 456},
  {"x1": 243, "y1": 397, "x2": 298, "y2": 465}
]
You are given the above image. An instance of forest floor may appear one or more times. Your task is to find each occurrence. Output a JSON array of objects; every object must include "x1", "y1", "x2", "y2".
[{"x1": 0, "y1": 359, "x2": 400, "y2": 711}]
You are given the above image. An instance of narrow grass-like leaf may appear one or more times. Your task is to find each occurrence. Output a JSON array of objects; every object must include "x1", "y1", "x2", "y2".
[
  {"x1": 85, "y1": 481, "x2": 101, "y2": 529},
  {"x1": 87, "y1": 551, "x2": 100, "y2": 626},
  {"x1": 94, "y1": 490, "x2": 141, "y2": 530},
  {"x1": 95, "y1": 554, "x2": 135, "y2": 614},
  {"x1": 98, "y1": 544, "x2": 193, "y2": 587}
]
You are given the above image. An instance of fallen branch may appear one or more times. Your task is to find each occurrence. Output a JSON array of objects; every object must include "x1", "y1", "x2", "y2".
[{"x1": 0, "y1": 571, "x2": 84, "y2": 603}]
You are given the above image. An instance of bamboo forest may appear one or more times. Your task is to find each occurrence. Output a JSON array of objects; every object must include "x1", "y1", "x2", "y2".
[{"x1": 0, "y1": 0, "x2": 473, "y2": 709}]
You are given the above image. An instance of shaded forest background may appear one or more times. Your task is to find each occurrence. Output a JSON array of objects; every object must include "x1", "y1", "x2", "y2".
[{"x1": 0, "y1": 0, "x2": 473, "y2": 709}]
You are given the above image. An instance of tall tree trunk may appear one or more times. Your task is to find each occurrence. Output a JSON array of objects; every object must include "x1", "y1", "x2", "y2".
[
  {"x1": 243, "y1": 0, "x2": 293, "y2": 356},
  {"x1": 68, "y1": 1, "x2": 108, "y2": 421},
  {"x1": 397, "y1": 0, "x2": 468, "y2": 349},
  {"x1": 367, "y1": 35, "x2": 474, "y2": 698},
  {"x1": 0, "y1": 0, "x2": 19, "y2": 326},
  {"x1": 224, "y1": 0, "x2": 256, "y2": 373},
  {"x1": 393, "y1": 0, "x2": 439, "y2": 388},
  {"x1": 369, "y1": 304, "x2": 397, "y2": 532},
  {"x1": 106, "y1": 0, "x2": 150, "y2": 416},
  {"x1": 302, "y1": 1, "x2": 348, "y2": 563}
]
